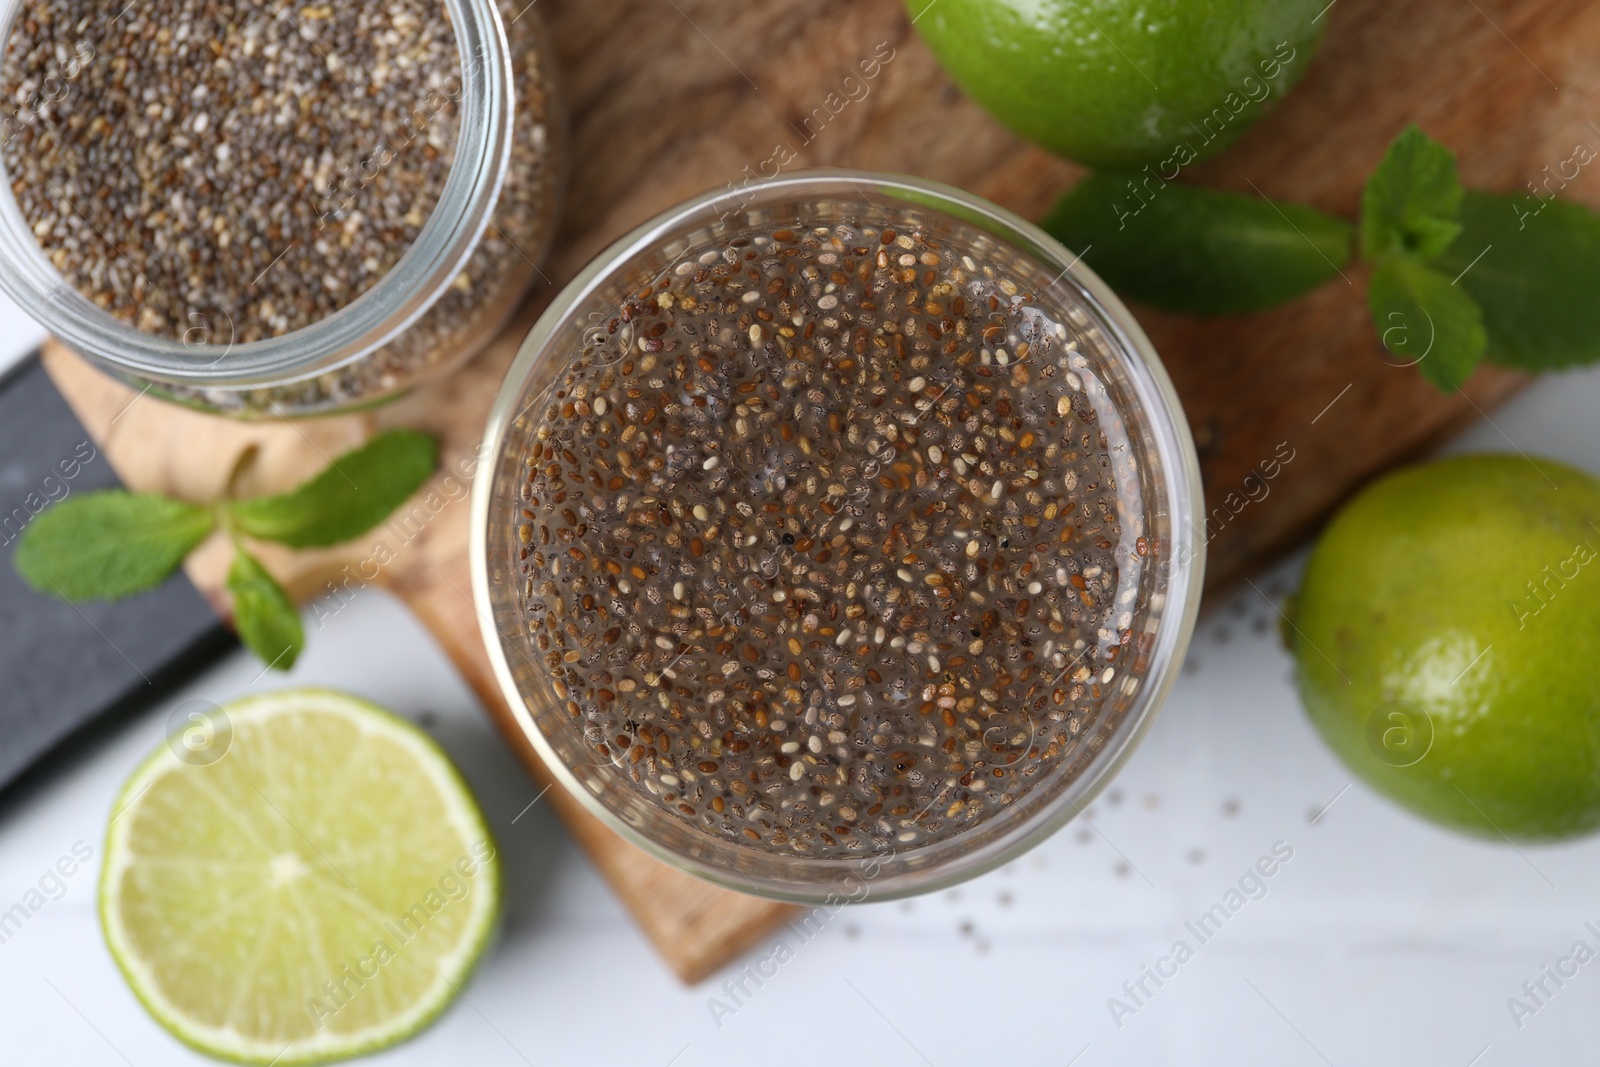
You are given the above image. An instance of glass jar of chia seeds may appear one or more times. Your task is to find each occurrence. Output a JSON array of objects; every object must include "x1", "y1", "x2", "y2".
[
  {"x1": 0, "y1": 0, "x2": 560, "y2": 416},
  {"x1": 473, "y1": 171, "x2": 1203, "y2": 902}
]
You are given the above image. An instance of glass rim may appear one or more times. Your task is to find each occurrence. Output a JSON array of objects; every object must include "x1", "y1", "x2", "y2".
[
  {"x1": 471, "y1": 168, "x2": 1206, "y2": 903},
  {"x1": 0, "y1": 0, "x2": 514, "y2": 388}
]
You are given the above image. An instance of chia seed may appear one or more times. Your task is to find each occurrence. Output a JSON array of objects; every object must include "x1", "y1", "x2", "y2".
[
  {"x1": 516, "y1": 213, "x2": 1156, "y2": 860},
  {"x1": 0, "y1": 0, "x2": 556, "y2": 413}
]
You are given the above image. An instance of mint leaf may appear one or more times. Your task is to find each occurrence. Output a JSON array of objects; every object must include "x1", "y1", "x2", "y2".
[
  {"x1": 1431, "y1": 190, "x2": 1600, "y2": 371},
  {"x1": 13, "y1": 491, "x2": 213, "y2": 601},
  {"x1": 1361, "y1": 125, "x2": 1465, "y2": 261},
  {"x1": 1368, "y1": 256, "x2": 1487, "y2": 391},
  {"x1": 230, "y1": 430, "x2": 437, "y2": 548},
  {"x1": 1042, "y1": 172, "x2": 1353, "y2": 316},
  {"x1": 227, "y1": 548, "x2": 304, "y2": 671}
]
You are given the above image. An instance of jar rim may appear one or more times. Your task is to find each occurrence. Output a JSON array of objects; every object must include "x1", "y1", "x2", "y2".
[
  {"x1": 0, "y1": 0, "x2": 514, "y2": 389},
  {"x1": 471, "y1": 169, "x2": 1206, "y2": 902}
]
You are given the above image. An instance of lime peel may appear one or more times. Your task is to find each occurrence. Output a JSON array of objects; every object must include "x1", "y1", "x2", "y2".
[{"x1": 1294, "y1": 455, "x2": 1600, "y2": 841}]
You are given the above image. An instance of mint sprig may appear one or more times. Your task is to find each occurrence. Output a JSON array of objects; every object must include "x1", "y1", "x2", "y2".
[
  {"x1": 1043, "y1": 173, "x2": 1353, "y2": 315},
  {"x1": 1042, "y1": 124, "x2": 1600, "y2": 391},
  {"x1": 226, "y1": 548, "x2": 306, "y2": 671},
  {"x1": 232, "y1": 430, "x2": 437, "y2": 547},
  {"x1": 13, "y1": 493, "x2": 214, "y2": 601},
  {"x1": 1360, "y1": 125, "x2": 1465, "y2": 261},
  {"x1": 1368, "y1": 257, "x2": 1486, "y2": 391},
  {"x1": 1436, "y1": 191, "x2": 1600, "y2": 371},
  {"x1": 1358, "y1": 127, "x2": 1485, "y2": 387},
  {"x1": 12, "y1": 429, "x2": 437, "y2": 671}
]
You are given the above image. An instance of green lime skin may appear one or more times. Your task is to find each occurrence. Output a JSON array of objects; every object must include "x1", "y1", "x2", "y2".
[
  {"x1": 906, "y1": 0, "x2": 1327, "y2": 168},
  {"x1": 1294, "y1": 454, "x2": 1600, "y2": 841}
]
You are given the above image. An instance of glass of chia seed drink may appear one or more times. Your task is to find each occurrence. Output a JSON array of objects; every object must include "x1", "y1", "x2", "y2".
[
  {"x1": 0, "y1": 0, "x2": 560, "y2": 416},
  {"x1": 473, "y1": 171, "x2": 1203, "y2": 901}
]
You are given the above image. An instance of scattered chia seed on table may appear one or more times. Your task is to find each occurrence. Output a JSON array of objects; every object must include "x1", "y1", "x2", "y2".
[
  {"x1": 0, "y1": 0, "x2": 555, "y2": 412},
  {"x1": 516, "y1": 217, "x2": 1157, "y2": 859}
]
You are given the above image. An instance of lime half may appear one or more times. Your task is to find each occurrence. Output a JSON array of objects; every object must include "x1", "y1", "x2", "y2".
[{"x1": 100, "y1": 689, "x2": 500, "y2": 1065}]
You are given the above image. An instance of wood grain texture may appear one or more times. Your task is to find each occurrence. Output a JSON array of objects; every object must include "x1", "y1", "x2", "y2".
[{"x1": 40, "y1": 0, "x2": 1592, "y2": 981}]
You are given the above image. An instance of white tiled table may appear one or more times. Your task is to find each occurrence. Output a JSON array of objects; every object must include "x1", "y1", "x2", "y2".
[{"x1": 3, "y1": 309, "x2": 1600, "y2": 1066}]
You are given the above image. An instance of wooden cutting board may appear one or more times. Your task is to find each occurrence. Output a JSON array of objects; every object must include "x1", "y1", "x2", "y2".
[{"x1": 41, "y1": 0, "x2": 1584, "y2": 981}]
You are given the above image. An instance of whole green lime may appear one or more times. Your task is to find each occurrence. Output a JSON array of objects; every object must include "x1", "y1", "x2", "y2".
[
  {"x1": 906, "y1": 0, "x2": 1327, "y2": 168},
  {"x1": 1294, "y1": 454, "x2": 1600, "y2": 841}
]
